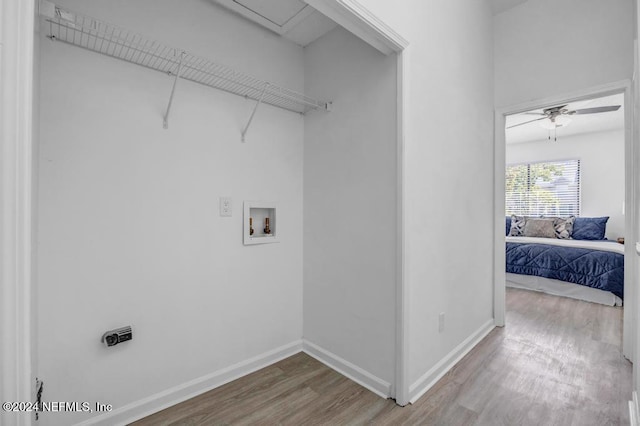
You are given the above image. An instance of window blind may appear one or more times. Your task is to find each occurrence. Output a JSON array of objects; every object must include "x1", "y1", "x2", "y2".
[{"x1": 506, "y1": 159, "x2": 580, "y2": 217}]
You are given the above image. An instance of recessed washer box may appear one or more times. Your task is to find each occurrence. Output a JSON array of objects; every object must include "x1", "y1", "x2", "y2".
[{"x1": 244, "y1": 201, "x2": 278, "y2": 245}]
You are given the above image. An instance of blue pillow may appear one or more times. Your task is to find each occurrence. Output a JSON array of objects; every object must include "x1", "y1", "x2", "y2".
[
  {"x1": 572, "y1": 217, "x2": 609, "y2": 240},
  {"x1": 506, "y1": 216, "x2": 511, "y2": 236}
]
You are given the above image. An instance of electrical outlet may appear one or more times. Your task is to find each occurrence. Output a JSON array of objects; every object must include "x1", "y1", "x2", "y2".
[
  {"x1": 219, "y1": 197, "x2": 232, "y2": 217},
  {"x1": 438, "y1": 313, "x2": 445, "y2": 333}
]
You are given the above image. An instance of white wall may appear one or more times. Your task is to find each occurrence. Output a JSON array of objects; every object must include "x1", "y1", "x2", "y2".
[
  {"x1": 348, "y1": 0, "x2": 495, "y2": 400},
  {"x1": 303, "y1": 26, "x2": 397, "y2": 390},
  {"x1": 495, "y1": 0, "x2": 634, "y2": 107},
  {"x1": 506, "y1": 130, "x2": 626, "y2": 239},
  {"x1": 37, "y1": 1, "x2": 304, "y2": 424}
]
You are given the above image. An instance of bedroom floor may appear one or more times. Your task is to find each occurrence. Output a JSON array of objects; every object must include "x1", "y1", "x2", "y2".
[{"x1": 132, "y1": 288, "x2": 632, "y2": 425}]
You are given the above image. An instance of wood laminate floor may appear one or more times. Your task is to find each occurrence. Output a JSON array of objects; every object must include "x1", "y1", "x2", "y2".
[{"x1": 132, "y1": 288, "x2": 632, "y2": 425}]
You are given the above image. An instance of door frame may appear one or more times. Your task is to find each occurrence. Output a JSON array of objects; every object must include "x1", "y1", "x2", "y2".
[
  {"x1": 493, "y1": 80, "x2": 635, "y2": 360},
  {"x1": 0, "y1": 0, "x2": 36, "y2": 425}
]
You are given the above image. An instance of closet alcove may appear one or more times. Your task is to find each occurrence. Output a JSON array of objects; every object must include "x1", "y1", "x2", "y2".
[{"x1": 35, "y1": 0, "x2": 400, "y2": 423}]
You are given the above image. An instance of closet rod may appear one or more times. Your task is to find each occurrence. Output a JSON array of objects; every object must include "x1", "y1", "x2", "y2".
[{"x1": 39, "y1": 1, "x2": 330, "y2": 118}]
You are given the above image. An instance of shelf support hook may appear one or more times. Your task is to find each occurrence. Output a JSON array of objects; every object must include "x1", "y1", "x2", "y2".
[
  {"x1": 163, "y1": 51, "x2": 185, "y2": 129},
  {"x1": 241, "y1": 83, "x2": 269, "y2": 142}
]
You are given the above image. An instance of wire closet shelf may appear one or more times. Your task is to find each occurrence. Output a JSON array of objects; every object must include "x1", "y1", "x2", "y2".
[{"x1": 41, "y1": 2, "x2": 328, "y2": 117}]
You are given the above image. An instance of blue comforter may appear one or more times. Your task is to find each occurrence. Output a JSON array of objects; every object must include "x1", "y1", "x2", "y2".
[{"x1": 506, "y1": 241, "x2": 624, "y2": 299}]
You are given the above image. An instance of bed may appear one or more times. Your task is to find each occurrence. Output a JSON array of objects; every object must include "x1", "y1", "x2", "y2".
[{"x1": 505, "y1": 216, "x2": 624, "y2": 306}]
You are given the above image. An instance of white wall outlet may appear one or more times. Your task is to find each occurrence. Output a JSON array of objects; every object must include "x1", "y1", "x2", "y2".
[
  {"x1": 219, "y1": 197, "x2": 232, "y2": 217},
  {"x1": 438, "y1": 313, "x2": 445, "y2": 333}
]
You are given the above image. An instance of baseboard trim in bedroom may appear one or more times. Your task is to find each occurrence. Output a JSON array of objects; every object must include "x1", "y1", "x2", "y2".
[
  {"x1": 408, "y1": 319, "x2": 495, "y2": 404},
  {"x1": 302, "y1": 340, "x2": 392, "y2": 399},
  {"x1": 73, "y1": 340, "x2": 304, "y2": 426}
]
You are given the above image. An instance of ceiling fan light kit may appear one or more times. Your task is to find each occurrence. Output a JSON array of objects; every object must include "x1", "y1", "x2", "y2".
[
  {"x1": 506, "y1": 102, "x2": 621, "y2": 141},
  {"x1": 539, "y1": 115, "x2": 571, "y2": 130}
]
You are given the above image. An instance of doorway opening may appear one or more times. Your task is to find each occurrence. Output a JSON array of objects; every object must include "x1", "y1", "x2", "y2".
[
  {"x1": 494, "y1": 82, "x2": 635, "y2": 359},
  {"x1": 493, "y1": 84, "x2": 634, "y2": 423}
]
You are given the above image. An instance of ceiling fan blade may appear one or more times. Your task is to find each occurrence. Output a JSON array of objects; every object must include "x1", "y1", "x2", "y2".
[
  {"x1": 506, "y1": 117, "x2": 547, "y2": 129},
  {"x1": 569, "y1": 105, "x2": 621, "y2": 115},
  {"x1": 523, "y1": 112, "x2": 546, "y2": 116}
]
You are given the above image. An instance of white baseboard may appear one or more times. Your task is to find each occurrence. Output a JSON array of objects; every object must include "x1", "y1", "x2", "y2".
[
  {"x1": 72, "y1": 323, "x2": 496, "y2": 425},
  {"x1": 408, "y1": 319, "x2": 495, "y2": 403},
  {"x1": 301, "y1": 340, "x2": 392, "y2": 399},
  {"x1": 74, "y1": 340, "x2": 303, "y2": 426},
  {"x1": 630, "y1": 391, "x2": 639, "y2": 426}
]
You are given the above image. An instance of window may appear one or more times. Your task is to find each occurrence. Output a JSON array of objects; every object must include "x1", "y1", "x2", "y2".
[{"x1": 506, "y1": 159, "x2": 580, "y2": 217}]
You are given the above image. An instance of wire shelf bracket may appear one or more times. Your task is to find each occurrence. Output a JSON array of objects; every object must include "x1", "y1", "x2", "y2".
[
  {"x1": 163, "y1": 51, "x2": 185, "y2": 129},
  {"x1": 242, "y1": 83, "x2": 268, "y2": 143},
  {"x1": 39, "y1": 0, "x2": 331, "y2": 136}
]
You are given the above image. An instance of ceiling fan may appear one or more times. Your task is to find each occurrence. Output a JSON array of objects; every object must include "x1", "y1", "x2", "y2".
[
  {"x1": 507, "y1": 104, "x2": 621, "y2": 130},
  {"x1": 506, "y1": 102, "x2": 621, "y2": 141}
]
